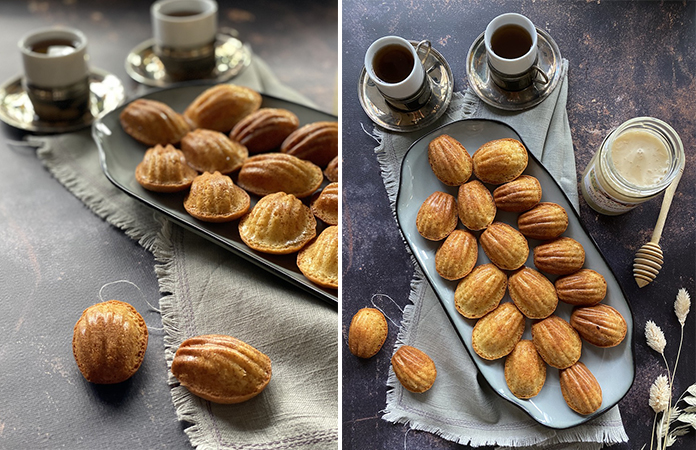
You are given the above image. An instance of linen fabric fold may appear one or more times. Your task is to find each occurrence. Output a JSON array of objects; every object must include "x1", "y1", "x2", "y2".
[
  {"x1": 375, "y1": 60, "x2": 629, "y2": 448},
  {"x1": 33, "y1": 57, "x2": 338, "y2": 450}
]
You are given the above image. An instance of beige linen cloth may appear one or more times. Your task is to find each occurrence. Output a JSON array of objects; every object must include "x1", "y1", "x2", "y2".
[
  {"x1": 31, "y1": 58, "x2": 338, "y2": 450},
  {"x1": 374, "y1": 61, "x2": 629, "y2": 449}
]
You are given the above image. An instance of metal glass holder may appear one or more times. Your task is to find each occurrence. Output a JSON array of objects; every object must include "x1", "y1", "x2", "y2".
[{"x1": 359, "y1": 41, "x2": 454, "y2": 133}]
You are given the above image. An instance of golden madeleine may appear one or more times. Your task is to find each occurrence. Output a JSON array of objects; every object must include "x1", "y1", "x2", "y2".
[
  {"x1": 428, "y1": 134, "x2": 473, "y2": 186},
  {"x1": 391, "y1": 345, "x2": 437, "y2": 393},
  {"x1": 505, "y1": 340, "x2": 546, "y2": 399},
  {"x1": 297, "y1": 225, "x2": 338, "y2": 289},
  {"x1": 171, "y1": 334, "x2": 271, "y2": 404},
  {"x1": 120, "y1": 98, "x2": 191, "y2": 146},
  {"x1": 238, "y1": 192, "x2": 316, "y2": 254},
  {"x1": 560, "y1": 362, "x2": 602, "y2": 415},
  {"x1": 72, "y1": 300, "x2": 148, "y2": 384},
  {"x1": 181, "y1": 128, "x2": 248, "y2": 174},
  {"x1": 480, "y1": 222, "x2": 529, "y2": 271},
  {"x1": 533, "y1": 237, "x2": 585, "y2": 275},
  {"x1": 458, "y1": 180, "x2": 496, "y2": 231},
  {"x1": 281, "y1": 121, "x2": 338, "y2": 168},
  {"x1": 508, "y1": 266, "x2": 558, "y2": 319},
  {"x1": 230, "y1": 108, "x2": 300, "y2": 153},
  {"x1": 518, "y1": 202, "x2": 569, "y2": 241},
  {"x1": 472, "y1": 138, "x2": 528, "y2": 185},
  {"x1": 570, "y1": 304, "x2": 627, "y2": 348},
  {"x1": 324, "y1": 156, "x2": 339, "y2": 182},
  {"x1": 311, "y1": 182, "x2": 338, "y2": 225},
  {"x1": 184, "y1": 84, "x2": 262, "y2": 132},
  {"x1": 183, "y1": 171, "x2": 250, "y2": 222},
  {"x1": 135, "y1": 144, "x2": 198, "y2": 193},
  {"x1": 493, "y1": 175, "x2": 542, "y2": 212},
  {"x1": 454, "y1": 263, "x2": 507, "y2": 319},
  {"x1": 555, "y1": 269, "x2": 607, "y2": 306},
  {"x1": 348, "y1": 308, "x2": 388, "y2": 359},
  {"x1": 237, "y1": 153, "x2": 323, "y2": 198},
  {"x1": 472, "y1": 302, "x2": 525, "y2": 360},
  {"x1": 435, "y1": 229, "x2": 478, "y2": 280},
  {"x1": 531, "y1": 315, "x2": 582, "y2": 369},
  {"x1": 415, "y1": 191, "x2": 458, "y2": 241}
]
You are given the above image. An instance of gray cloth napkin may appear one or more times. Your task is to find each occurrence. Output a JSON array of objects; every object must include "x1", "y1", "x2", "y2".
[
  {"x1": 374, "y1": 60, "x2": 628, "y2": 448},
  {"x1": 31, "y1": 57, "x2": 338, "y2": 450}
]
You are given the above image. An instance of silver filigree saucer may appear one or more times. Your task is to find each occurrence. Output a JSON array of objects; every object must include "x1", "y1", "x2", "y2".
[
  {"x1": 0, "y1": 68, "x2": 125, "y2": 134},
  {"x1": 359, "y1": 41, "x2": 454, "y2": 133},
  {"x1": 125, "y1": 28, "x2": 252, "y2": 87},
  {"x1": 467, "y1": 27, "x2": 562, "y2": 111}
]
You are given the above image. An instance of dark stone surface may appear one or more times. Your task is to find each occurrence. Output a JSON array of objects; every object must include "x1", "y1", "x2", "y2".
[
  {"x1": 0, "y1": 1, "x2": 336, "y2": 449},
  {"x1": 342, "y1": 1, "x2": 695, "y2": 449}
]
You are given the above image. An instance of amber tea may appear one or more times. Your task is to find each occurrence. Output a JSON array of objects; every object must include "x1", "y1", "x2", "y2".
[
  {"x1": 373, "y1": 44, "x2": 414, "y2": 84},
  {"x1": 490, "y1": 24, "x2": 533, "y2": 59}
]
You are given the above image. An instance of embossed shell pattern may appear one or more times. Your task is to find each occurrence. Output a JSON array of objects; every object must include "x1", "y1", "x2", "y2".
[
  {"x1": 183, "y1": 171, "x2": 250, "y2": 222},
  {"x1": 135, "y1": 144, "x2": 198, "y2": 193},
  {"x1": 238, "y1": 192, "x2": 316, "y2": 254},
  {"x1": 171, "y1": 334, "x2": 272, "y2": 404}
]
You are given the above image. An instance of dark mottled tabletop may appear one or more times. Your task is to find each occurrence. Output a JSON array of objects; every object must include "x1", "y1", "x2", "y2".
[
  {"x1": 0, "y1": 1, "x2": 336, "y2": 449},
  {"x1": 342, "y1": 1, "x2": 695, "y2": 449}
]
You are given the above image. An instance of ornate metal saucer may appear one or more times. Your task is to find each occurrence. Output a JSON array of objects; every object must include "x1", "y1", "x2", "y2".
[
  {"x1": 0, "y1": 68, "x2": 125, "y2": 134},
  {"x1": 358, "y1": 41, "x2": 454, "y2": 133},
  {"x1": 125, "y1": 28, "x2": 251, "y2": 87},
  {"x1": 466, "y1": 27, "x2": 562, "y2": 111}
]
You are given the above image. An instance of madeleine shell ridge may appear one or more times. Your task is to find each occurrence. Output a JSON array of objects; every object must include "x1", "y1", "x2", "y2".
[
  {"x1": 230, "y1": 107, "x2": 300, "y2": 153},
  {"x1": 570, "y1": 304, "x2": 627, "y2": 348},
  {"x1": 480, "y1": 222, "x2": 529, "y2": 271},
  {"x1": 135, "y1": 144, "x2": 198, "y2": 193},
  {"x1": 281, "y1": 121, "x2": 339, "y2": 168},
  {"x1": 428, "y1": 134, "x2": 473, "y2": 186},
  {"x1": 72, "y1": 300, "x2": 148, "y2": 384},
  {"x1": 508, "y1": 266, "x2": 558, "y2": 319},
  {"x1": 560, "y1": 362, "x2": 603, "y2": 415},
  {"x1": 348, "y1": 308, "x2": 388, "y2": 359},
  {"x1": 454, "y1": 263, "x2": 507, "y2": 319},
  {"x1": 493, "y1": 175, "x2": 542, "y2": 212},
  {"x1": 171, "y1": 334, "x2": 272, "y2": 404},
  {"x1": 183, "y1": 84, "x2": 262, "y2": 132},
  {"x1": 435, "y1": 229, "x2": 478, "y2": 281},
  {"x1": 472, "y1": 138, "x2": 528, "y2": 185},
  {"x1": 180, "y1": 128, "x2": 248, "y2": 174},
  {"x1": 297, "y1": 225, "x2": 338, "y2": 289},
  {"x1": 311, "y1": 182, "x2": 338, "y2": 225},
  {"x1": 472, "y1": 302, "x2": 525, "y2": 360},
  {"x1": 237, "y1": 153, "x2": 323, "y2": 198},
  {"x1": 239, "y1": 192, "x2": 317, "y2": 254},
  {"x1": 531, "y1": 315, "x2": 582, "y2": 369},
  {"x1": 416, "y1": 191, "x2": 458, "y2": 241},
  {"x1": 183, "y1": 171, "x2": 250, "y2": 222},
  {"x1": 505, "y1": 340, "x2": 546, "y2": 399},
  {"x1": 119, "y1": 98, "x2": 191, "y2": 146},
  {"x1": 555, "y1": 269, "x2": 607, "y2": 306},
  {"x1": 458, "y1": 180, "x2": 496, "y2": 231},
  {"x1": 391, "y1": 345, "x2": 437, "y2": 393},
  {"x1": 517, "y1": 202, "x2": 569, "y2": 241},
  {"x1": 533, "y1": 237, "x2": 586, "y2": 275}
]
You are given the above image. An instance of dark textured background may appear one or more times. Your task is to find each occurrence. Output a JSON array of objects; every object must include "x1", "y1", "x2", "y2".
[
  {"x1": 342, "y1": 1, "x2": 695, "y2": 449},
  {"x1": 0, "y1": 1, "x2": 336, "y2": 448}
]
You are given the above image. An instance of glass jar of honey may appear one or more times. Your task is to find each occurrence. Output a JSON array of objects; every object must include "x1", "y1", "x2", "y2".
[{"x1": 581, "y1": 117, "x2": 684, "y2": 215}]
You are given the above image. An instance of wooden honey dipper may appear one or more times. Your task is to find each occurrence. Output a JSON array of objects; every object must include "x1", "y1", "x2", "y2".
[{"x1": 633, "y1": 166, "x2": 684, "y2": 288}]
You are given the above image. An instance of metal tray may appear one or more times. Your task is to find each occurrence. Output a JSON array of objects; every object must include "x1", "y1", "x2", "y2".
[{"x1": 93, "y1": 83, "x2": 337, "y2": 305}]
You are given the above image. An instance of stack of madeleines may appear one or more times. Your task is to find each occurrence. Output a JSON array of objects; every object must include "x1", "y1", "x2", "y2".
[
  {"x1": 417, "y1": 134, "x2": 627, "y2": 415},
  {"x1": 119, "y1": 84, "x2": 339, "y2": 290}
]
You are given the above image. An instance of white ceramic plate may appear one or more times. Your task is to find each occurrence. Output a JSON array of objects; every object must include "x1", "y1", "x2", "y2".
[
  {"x1": 395, "y1": 119, "x2": 634, "y2": 429},
  {"x1": 92, "y1": 83, "x2": 337, "y2": 305}
]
